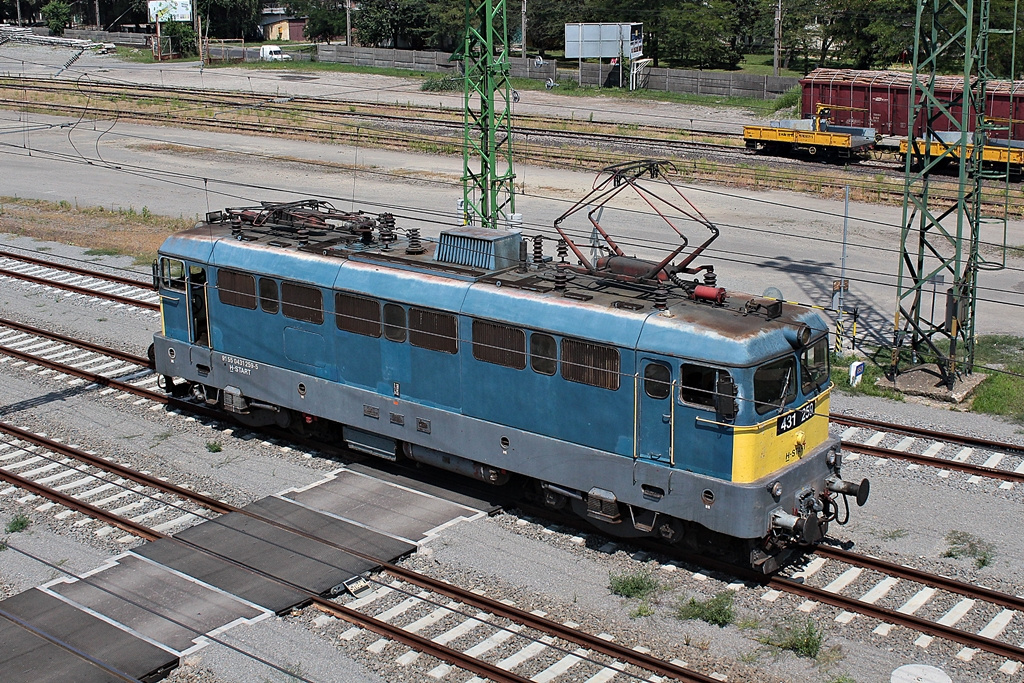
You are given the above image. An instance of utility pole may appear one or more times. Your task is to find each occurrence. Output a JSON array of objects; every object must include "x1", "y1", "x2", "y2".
[
  {"x1": 773, "y1": 0, "x2": 781, "y2": 77},
  {"x1": 520, "y1": 0, "x2": 526, "y2": 59},
  {"x1": 891, "y1": 0, "x2": 1009, "y2": 387},
  {"x1": 346, "y1": 0, "x2": 352, "y2": 46},
  {"x1": 461, "y1": 0, "x2": 516, "y2": 229},
  {"x1": 94, "y1": 0, "x2": 101, "y2": 27}
]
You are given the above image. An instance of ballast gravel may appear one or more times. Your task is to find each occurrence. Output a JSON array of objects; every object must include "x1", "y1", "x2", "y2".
[{"x1": 3, "y1": 238, "x2": 1024, "y2": 682}]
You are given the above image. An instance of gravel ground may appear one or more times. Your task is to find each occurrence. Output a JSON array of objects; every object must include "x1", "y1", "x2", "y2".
[{"x1": 2, "y1": 50, "x2": 1024, "y2": 677}]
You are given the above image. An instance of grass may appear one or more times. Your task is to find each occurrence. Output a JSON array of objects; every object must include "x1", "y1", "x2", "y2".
[
  {"x1": 675, "y1": 590, "x2": 735, "y2": 627},
  {"x1": 608, "y1": 570, "x2": 659, "y2": 600},
  {"x1": 206, "y1": 441, "x2": 223, "y2": 453},
  {"x1": 878, "y1": 528, "x2": 909, "y2": 541},
  {"x1": 942, "y1": 530, "x2": 996, "y2": 568},
  {"x1": 758, "y1": 618, "x2": 825, "y2": 658},
  {"x1": 629, "y1": 602, "x2": 655, "y2": 618},
  {"x1": 969, "y1": 335, "x2": 1024, "y2": 423},
  {"x1": 6, "y1": 513, "x2": 32, "y2": 533},
  {"x1": 0, "y1": 196, "x2": 193, "y2": 266},
  {"x1": 829, "y1": 352, "x2": 904, "y2": 401}
]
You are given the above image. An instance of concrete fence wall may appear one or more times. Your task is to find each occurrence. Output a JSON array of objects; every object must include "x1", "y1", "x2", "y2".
[
  {"x1": 62, "y1": 28, "x2": 149, "y2": 46},
  {"x1": 317, "y1": 45, "x2": 798, "y2": 99}
]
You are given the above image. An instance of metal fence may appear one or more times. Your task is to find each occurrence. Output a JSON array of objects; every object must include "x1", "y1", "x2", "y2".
[{"x1": 316, "y1": 45, "x2": 798, "y2": 100}]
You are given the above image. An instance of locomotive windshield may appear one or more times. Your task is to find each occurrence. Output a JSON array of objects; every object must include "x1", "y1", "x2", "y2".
[
  {"x1": 753, "y1": 356, "x2": 797, "y2": 415},
  {"x1": 800, "y1": 336, "x2": 830, "y2": 393}
]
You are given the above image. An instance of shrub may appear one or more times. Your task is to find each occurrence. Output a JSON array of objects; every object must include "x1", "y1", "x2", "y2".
[
  {"x1": 943, "y1": 530, "x2": 996, "y2": 568},
  {"x1": 759, "y1": 618, "x2": 824, "y2": 658},
  {"x1": 206, "y1": 441, "x2": 223, "y2": 453},
  {"x1": 609, "y1": 571, "x2": 658, "y2": 599},
  {"x1": 6, "y1": 513, "x2": 32, "y2": 533},
  {"x1": 675, "y1": 590, "x2": 735, "y2": 626}
]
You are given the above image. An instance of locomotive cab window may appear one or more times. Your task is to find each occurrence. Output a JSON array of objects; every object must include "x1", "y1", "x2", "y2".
[
  {"x1": 473, "y1": 320, "x2": 525, "y2": 368},
  {"x1": 561, "y1": 339, "x2": 619, "y2": 390},
  {"x1": 217, "y1": 269, "x2": 257, "y2": 309},
  {"x1": 800, "y1": 335, "x2": 830, "y2": 393},
  {"x1": 530, "y1": 333, "x2": 556, "y2": 375},
  {"x1": 383, "y1": 303, "x2": 406, "y2": 342},
  {"x1": 644, "y1": 363, "x2": 671, "y2": 399},
  {"x1": 336, "y1": 292, "x2": 381, "y2": 337},
  {"x1": 282, "y1": 282, "x2": 323, "y2": 324},
  {"x1": 680, "y1": 364, "x2": 729, "y2": 408},
  {"x1": 259, "y1": 278, "x2": 279, "y2": 314},
  {"x1": 161, "y1": 258, "x2": 185, "y2": 291},
  {"x1": 410, "y1": 308, "x2": 458, "y2": 353},
  {"x1": 754, "y1": 356, "x2": 798, "y2": 415}
]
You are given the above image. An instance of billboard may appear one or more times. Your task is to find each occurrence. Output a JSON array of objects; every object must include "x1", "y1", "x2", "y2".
[
  {"x1": 565, "y1": 23, "x2": 643, "y2": 60},
  {"x1": 148, "y1": 0, "x2": 192, "y2": 22}
]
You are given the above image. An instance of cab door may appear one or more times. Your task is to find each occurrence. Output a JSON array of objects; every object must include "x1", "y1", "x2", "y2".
[
  {"x1": 637, "y1": 358, "x2": 673, "y2": 463},
  {"x1": 158, "y1": 257, "x2": 188, "y2": 341},
  {"x1": 188, "y1": 265, "x2": 210, "y2": 347}
]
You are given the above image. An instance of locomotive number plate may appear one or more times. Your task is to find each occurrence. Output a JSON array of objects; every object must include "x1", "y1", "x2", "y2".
[{"x1": 776, "y1": 402, "x2": 815, "y2": 435}]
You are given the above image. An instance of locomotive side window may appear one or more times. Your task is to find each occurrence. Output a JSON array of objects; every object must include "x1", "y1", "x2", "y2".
[
  {"x1": 281, "y1": 282, "x2": 324, "y2": 324},
  {"x1": 530, "y1": 333, "x2": 557, "y2": 375},
  {"x1": 472, "y1": 320, "x2": 525, "y2": 368},
  {"x1": 800, "y1": 336, "x2": 830, "y2": 393},
  {"x1": 259, "y1": 278, "x2": 279, "y2": 314},
  {"x1": 644, "y1": 363, "x2": 671, "y2": 399},
  {"x1": 161, "y1": 258, "x2": 186, "y2": 291},
  {"x1": 217, "y1": 269, "x2": 257, "y2": 309},
  {"x1": 753, "y1": 356, "x2": 797, "y2": 414},
  {"x1": 680, "y1": 364, "x2": 722, "y2": 407},
  {"x1": 383, "y1": 303, "x2": 407, "y2": 342},
  {"x1": 410, "y1": 308, "x2": 458, "y2": 354},
  {"x1": 335, "y1": 292, "x2": 381, "y2": 337},
  {"x1": 561, "y1": 339, "x2": 619, "y2": 390}
]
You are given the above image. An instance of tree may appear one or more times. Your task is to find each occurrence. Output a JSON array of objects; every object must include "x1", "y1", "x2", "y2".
[
  {"x1": 354, "y1": 0, "x2": 432, "y2": 49},
  {"x1": 662, "y1": 0, "x2": 742, "y2": 69},
  {"x1": 162, "y1": 20, "x2": 198, "y2": 56},
  {"x1": 41, "y1": 0, "x2": 71, "y2": 36}
]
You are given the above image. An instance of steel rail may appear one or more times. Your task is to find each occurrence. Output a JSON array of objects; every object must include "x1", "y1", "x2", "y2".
[
  {"x1": 0, "y1": 470, "x2": 533, "y2": 683},
  {"x1": 768, "y1": 575, "x2": 1024, "y2": 662},
  {"x1": 0, "y1": 434, "x2": 718, "y2": 683},
  {"x1": 815, "y1": 545, "x2": 1024, "y2": 612},
  {"x1": 4, "y1": 331, "x2": 1019, "y2": 677},
  {"x1": 841, "y1": 441, "x2": 1024, "y2": 484},
  {"x1": 0, "y1": 249, "x2": 154, "y2": 289},
  {"x1": 0, "y1": 466, "x2": 162, "y2": 541},
  {"x1": 0, "y1": 342, "x2": 159, "y2": 398},
  {"x1": 0, "y1": 316, "x2": 150, "y2": 366},
  {"x1": 0, "y1": 420, "x2": 233, "y2": 515},
  {"x1": 0, "y1": 342, "x2": 718, "y2": 681},
  {"x1": 0, "y1": 76, "x2": 746, "y2": 139},
  {"x1": 0, "y1": 266, "x2": 159, "y2": 310},
  {"x1": 832, "y1": 411, "x2": 1024, "y2": 456}
]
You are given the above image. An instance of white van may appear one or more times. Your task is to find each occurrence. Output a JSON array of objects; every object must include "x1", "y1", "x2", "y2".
[{"x1": 259, "y1": 45, "x2": 292, "y2": 62}]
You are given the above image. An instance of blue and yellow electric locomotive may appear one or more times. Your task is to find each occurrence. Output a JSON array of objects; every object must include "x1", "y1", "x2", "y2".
[{"x1": 152, "y1": 162, "x2": 867, "y2": 572}]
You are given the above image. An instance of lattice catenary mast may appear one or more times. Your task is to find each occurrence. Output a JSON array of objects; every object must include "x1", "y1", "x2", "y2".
[
  {"x1": 892, "y1": 0, "x2": 1012, "y2": 387},
  {"x1": 461, "y1": 0, "x2": 516, "y2": 229}
]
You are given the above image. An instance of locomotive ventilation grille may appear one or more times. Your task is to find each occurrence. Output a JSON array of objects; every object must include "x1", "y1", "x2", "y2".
[{"x1": 434, "y1": 228, "x2": 522, "y2": 271}]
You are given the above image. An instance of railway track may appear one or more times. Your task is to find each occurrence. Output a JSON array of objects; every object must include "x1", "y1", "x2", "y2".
[
  {"x1": 0, "y1": 249, "x2": 159, "y2": 311},
  {"x1": 3, "y1": 314, "x2": 1024, "y2": 677},
  {"x1": 4, "y1": 75, "x2": 1009, "y2": 211},
  {"x1": 770, "y1": 545, "x2": 1024, "y2": 674},
  {"x1": 830, "y1": 415, "x2": 1024, "y2": 488},
  {"x1": 0, "y1": 415, "x2": 724, "y2": 682},
  {"x1": 3, "y1": 251, "x2": 1022, "y2": 487}
]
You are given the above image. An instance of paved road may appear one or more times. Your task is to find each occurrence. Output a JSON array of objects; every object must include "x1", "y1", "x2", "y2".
[{"x1": 1, "y1": 44, "x2": 1022, "y2": 342}]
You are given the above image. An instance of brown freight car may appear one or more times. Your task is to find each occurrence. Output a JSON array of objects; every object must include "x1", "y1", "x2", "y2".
[{"x1": 800, "y1": 69, "x2": 1024, "y2": 141}]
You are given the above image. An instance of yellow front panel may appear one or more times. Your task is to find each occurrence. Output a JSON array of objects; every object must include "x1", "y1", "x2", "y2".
[{"x1": 731, "y1": 390, "x2": 832, "y2": 484}]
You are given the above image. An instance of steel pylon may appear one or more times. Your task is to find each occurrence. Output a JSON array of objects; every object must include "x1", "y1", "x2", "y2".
[
  {"x1": 892, "y1": 0, "x2": 1009, "y2": 387},
  {"x1": 462, "y1": 0, "x2": 516, "y2": 229}
]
